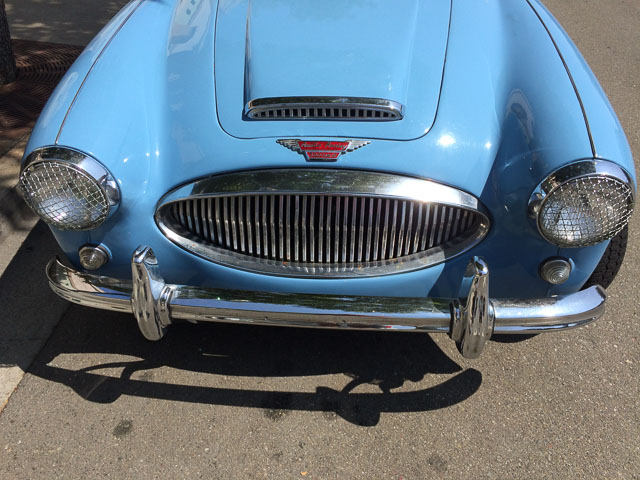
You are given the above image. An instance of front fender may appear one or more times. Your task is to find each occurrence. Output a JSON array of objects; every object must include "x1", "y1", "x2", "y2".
[
  {"x1": 528, "y1": 0, "x2": 637, "y2": 184},
  {"x1": 24, "y1": 0, "x2": 143, "y2": 156}
]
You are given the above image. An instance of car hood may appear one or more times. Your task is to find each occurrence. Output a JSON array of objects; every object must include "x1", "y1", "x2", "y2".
[
  {"x1": 214, "y1": 0, "x2": 451, "y2": 140},
  {"x1": 53, "y1": 0, "x2": 592, "y2": 205}
]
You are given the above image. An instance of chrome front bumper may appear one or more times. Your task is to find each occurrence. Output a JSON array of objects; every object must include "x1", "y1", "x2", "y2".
[{"x1": 46, "y1": 246, "x2": 607, "y2": 359}]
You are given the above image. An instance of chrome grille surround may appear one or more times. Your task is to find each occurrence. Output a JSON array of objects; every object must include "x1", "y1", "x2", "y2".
[
  {"x1": 245, "y1": 97, "x2": 404, "y2": 121},
  {"x1": 156, "y1": 170, "x2": 490, "y2": 278}
]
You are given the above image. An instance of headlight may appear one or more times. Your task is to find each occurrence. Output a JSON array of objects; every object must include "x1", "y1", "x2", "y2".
[
  {"x1": 529, "y1": 160, "x2": 634, "y2": 247},
  {"x1": 19, "y1": 147, "x2": 120, "y2": 230}
]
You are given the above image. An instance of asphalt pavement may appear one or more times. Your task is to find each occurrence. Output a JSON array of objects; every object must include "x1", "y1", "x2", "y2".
[{"x1": 0, "y1": 1, "x2": 639, "y2": 478}]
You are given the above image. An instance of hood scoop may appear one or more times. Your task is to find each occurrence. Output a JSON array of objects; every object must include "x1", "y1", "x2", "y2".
[
  {"x1": 245, "y1": 97, "x2": 404, "y2": 121},
  {"x1": 215, "y1": 0, "x2": 451, "y2": 140}
]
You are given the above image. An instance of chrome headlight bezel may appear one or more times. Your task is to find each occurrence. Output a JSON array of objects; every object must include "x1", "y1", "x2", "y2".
[
  {"x1": 19, "y1": 146, "x2": 120, "y2": 231},
  {"x1": 528, "y1": 159, "x2": 635, "y2": 248}
]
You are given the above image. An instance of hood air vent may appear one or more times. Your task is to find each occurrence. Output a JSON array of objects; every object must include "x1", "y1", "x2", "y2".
[{"x1": 245, "y1": 97, "x2": 404, "y2": 121}]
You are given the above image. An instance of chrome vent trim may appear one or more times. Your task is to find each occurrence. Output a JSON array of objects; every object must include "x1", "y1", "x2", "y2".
[
  {"x1": 156, "y1": 170, "x2": 489, "y2": 278},
  {"x1": 245, "y1": 97, "x2": 404, "y2": 121}
]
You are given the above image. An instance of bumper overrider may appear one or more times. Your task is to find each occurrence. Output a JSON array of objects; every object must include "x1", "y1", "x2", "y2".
[{"x1": 47, "y1": 246, "x2": 606, "y2": 359}]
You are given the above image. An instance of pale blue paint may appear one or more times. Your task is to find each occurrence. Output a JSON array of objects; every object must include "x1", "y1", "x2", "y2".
[
  {"x1": 25, "y1": 0, "x2": 142, "y2": 152},
  {"x1": 24, "y1": 0, "x2": 635, "y2": 300},
  {"x1": 215, "y1": 0, "x2": 451, "y2": 140}
]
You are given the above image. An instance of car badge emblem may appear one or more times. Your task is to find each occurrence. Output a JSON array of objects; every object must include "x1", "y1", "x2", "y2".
[{"x1": 277, "y1": 139, "x2": 370, "y2": 161}]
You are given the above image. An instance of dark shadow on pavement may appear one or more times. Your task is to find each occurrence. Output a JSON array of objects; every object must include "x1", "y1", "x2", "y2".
[
  {"x1": 0, "y1": 222, "x2": 68, "y2": 372},
  {"x1": 2, "y1": 225, "x2": 482, "y2": 426},
  {"x1": 29, "y1": 295, "x2": 482, "y2": 426}
]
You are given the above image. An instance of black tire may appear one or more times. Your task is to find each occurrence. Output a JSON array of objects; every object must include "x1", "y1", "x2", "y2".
[{"x1": 583, "y1": 225, "x2": 628, "y2": 289}]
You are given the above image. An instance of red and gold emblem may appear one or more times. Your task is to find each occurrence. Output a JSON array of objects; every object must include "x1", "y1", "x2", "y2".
[{"x1": 277, "y1": 139, "x2": 370, "y2": 161}]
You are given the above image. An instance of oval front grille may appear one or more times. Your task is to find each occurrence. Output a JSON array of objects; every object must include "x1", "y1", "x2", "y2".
[
  {"x1": 156, "y1": 170, "x2": 489, "y2": 277},
  {"x1": 169, "y1": 195, "x2": 482, "y2": 263},
  {"x1": 159, "y1": 197, "x2": 487, "y2": 278}
]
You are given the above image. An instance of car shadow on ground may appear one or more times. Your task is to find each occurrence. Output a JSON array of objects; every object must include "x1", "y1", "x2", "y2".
[{"x1": 3, "y1": 225, "x2": 482, "y2": 426}]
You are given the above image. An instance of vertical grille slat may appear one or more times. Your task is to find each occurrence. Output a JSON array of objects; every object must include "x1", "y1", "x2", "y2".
[
  {"x1": 183, "y1": 201, "x2": 190, "y2": 232},
  {"x1": 270, "y1": 196, "x2": 276, "y2": 259},
  {"x1": 214, "y1": 198, "x2": 223, "y2": 247},
  {"x1": 206, "y1": 198, "x2": 215, "y2": 244},
  {"x1": 168, "y1": 193, "x2": 483, "y2": 270},
  {"x1": 451, "y1": 208, "x2": 461, "y2": 241},
  {"x1": 301, "y1": 196, "x2": 307, "y2": 262},
  {"x1": 286, "y1": 195, "x2": 292, "y2": 261},
  {"x1": 373, "y1": 198, "x2": 382, "y2": 261},
  {"x1": 201, "y1": 199, "x2": 209, "y2": 242},
  {"x1": 325, "y1": 196, "x2": 331, "y2": 263},
  {"x1": 238, "y1": 196, "x2": 246, "y2": 253},
  {"x1": 420, "y1": 204, "x2": 431, "y2": 251},
  {"x1": 381, "y1": 199, "x2": 390, "y2": 260},
  {"x1": 365, "y1": 198, "x2": 373, "y2": 262},
  {"x1": 436, "y1": 206, "x2": 448, "y2": 246},
  {"x1": 230, "y1": 197, "x2": 238, "y2": 251},
  {"x1": 254, "y1": 195, "x2": 260, "y2": 256},
  {"x1": 261, "y1": 196, "x2": 267, "y2": 257},
  {"x1": 245, "y1": 196, "x2": 253, "y2": 255},
  {"x1": 357, "y1": 197, "x2": 364, "y2": 262},
  {"x1": 343, "y1": 196, "x2": 350, "y2": 263},
  {"x1": 278, "y1": 195, "x2": 285, "y2": 260},
  {"x1": 397, "y1": 201, "x2": 406, "y2": 257},
  {"x1": 404, "y1": 202, "x2": 422, "y2": 255},
  {"x1": 318, "y1": 195, "x2": 324, "y2": 263},
  {"x1": 428, "y1": 205, "x2": 439, "y2": 249},
  {"x1": 309, "y1": 196, "x2": 315, "y2": 262},
  {"x1": 293, "y1": 195, "x2": 300, "y2": 262},
  {"x1": 192, "y1": 200, "x2": 201, "y2": 236},
  {"x1": 222, "y1": 197, "x2": 231, "y2": 248},
  {"x1": 334, "y1": 197, "x2": 341, "y2": 263}
]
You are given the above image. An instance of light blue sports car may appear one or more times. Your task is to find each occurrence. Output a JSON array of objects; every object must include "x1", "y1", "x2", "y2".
[{"x1": 19, "y1": 0, "x2": 636, "y2": 358}]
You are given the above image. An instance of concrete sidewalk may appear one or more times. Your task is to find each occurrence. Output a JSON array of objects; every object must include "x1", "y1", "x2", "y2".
[{"x1": 0, "y1": 0, "x2": 130, "y2": 412}]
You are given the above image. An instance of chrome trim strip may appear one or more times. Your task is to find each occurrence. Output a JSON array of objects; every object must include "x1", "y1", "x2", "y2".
[
  {"x1": 245, "y1": 96, "x2": 404, "y2": 121},
  {"x1": 46, "y1": 254, "x2": 607, "y2": 344},
  {"x1": 161, "y1": 170, "x2": 482, "y2": 211},
  {"x1": 155, "y1": 169, "x2": 490, "y2": 278}
]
